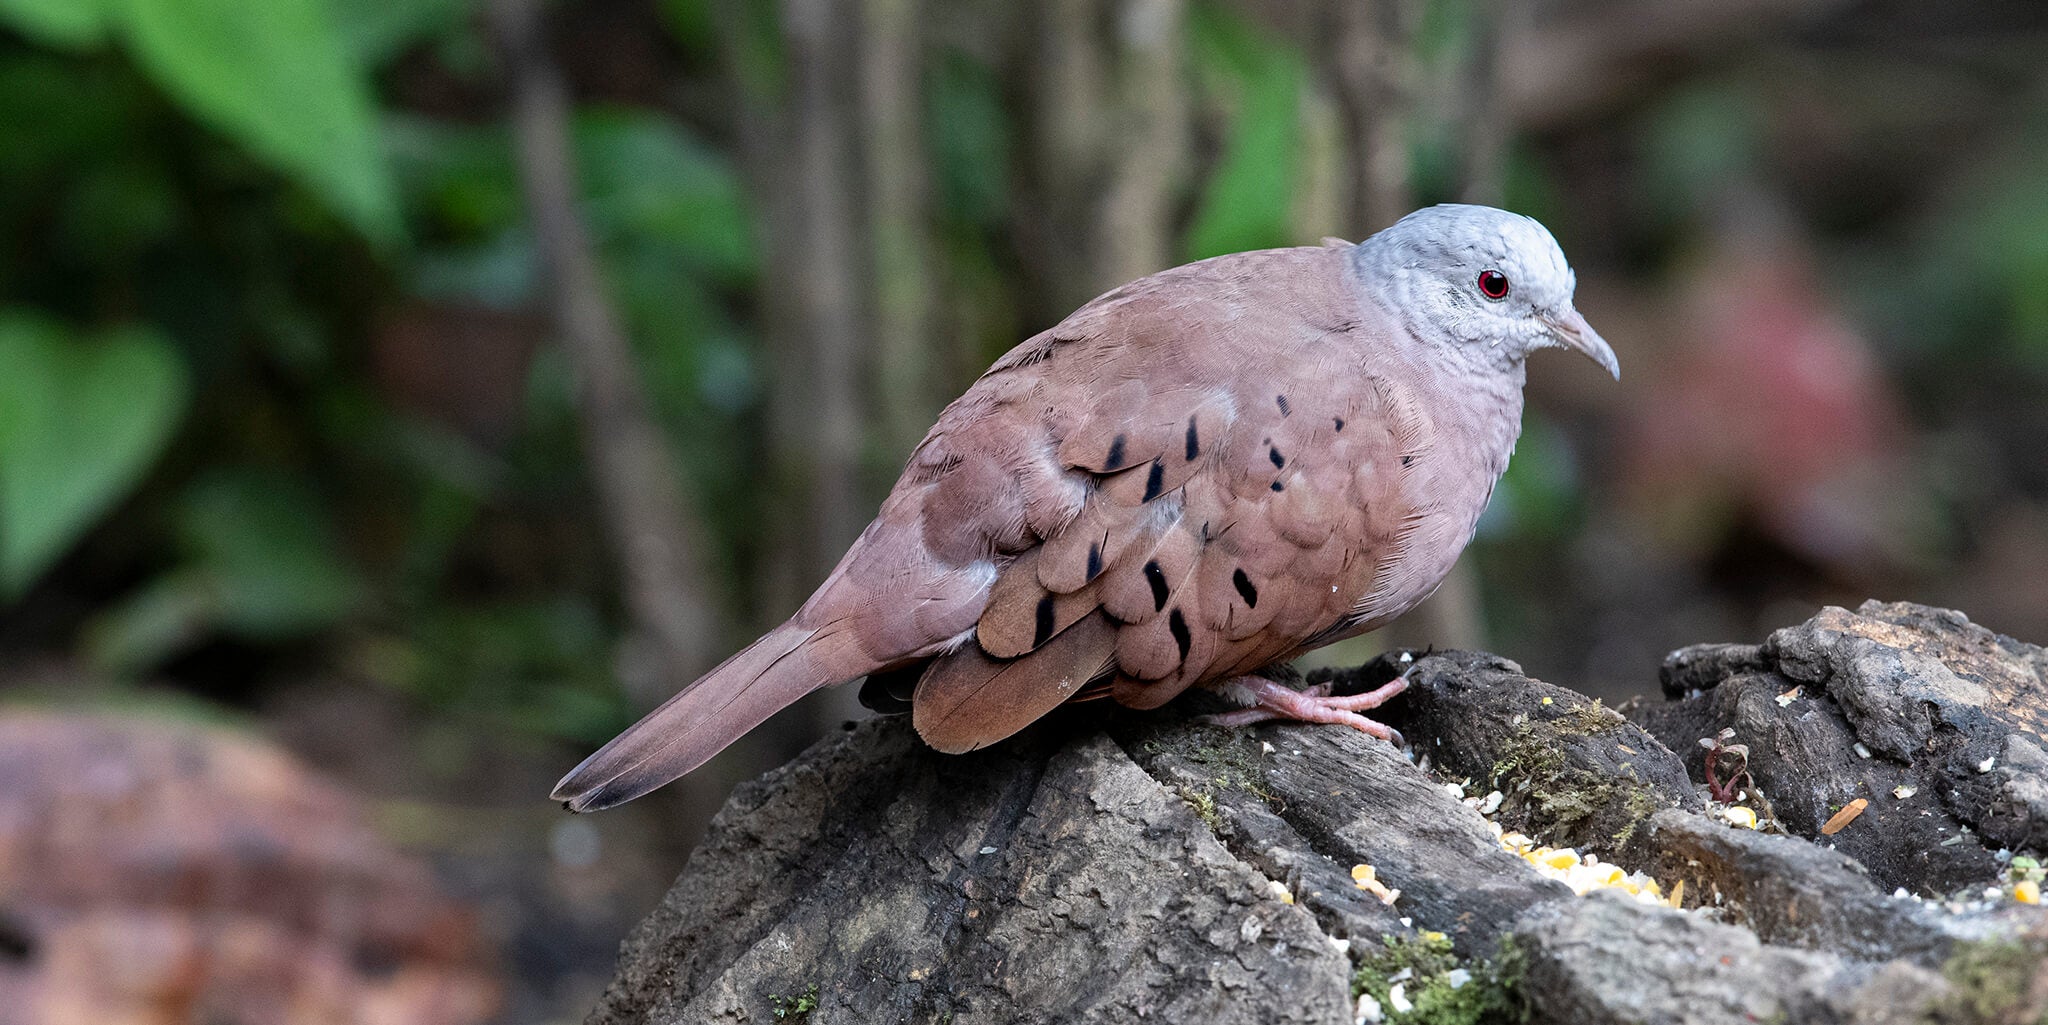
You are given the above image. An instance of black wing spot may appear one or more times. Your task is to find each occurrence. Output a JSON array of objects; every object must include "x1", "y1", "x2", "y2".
[
  {"x1": 0, "y1": 911, "x2": 34, "y2": 964},
  {"x1": 1333, "y1": 417, "x2": 1345, "y2": 432},
  {"x1": 1275, "y1": 394, "x2": 1291, "y2": 416},
  {"x1": 1142, "y1": 459, "x2": 1166, "y2": 502},
  {"x1": 1033, "y1": 594, "x2": 1058, "y2": 648},
  {"x1": 1105, "y1": 434, "x2": 1128, "y2": 471},
  {"x1": 1184, "y1": 416, "x2": 1200, "y2": 460},
  {"x1": 1168, "y1": 608, "x2": 1192, "y2": 660},
  {"x1": 1268, "y1": 446, "x2": 1285, "y2": 469},
  {"x1": 1085, "y1": 541, "x2": 1103, "y2": 581},
  {"x1": 1270, "y1": 481, "x2": 1284, "y2": 492},
  {"x1": 1143, "y1": 561, "x2": 1170, "y2": 611},
  {"x1": 1232, "y1": 568, "x2": 1259, "y2": 608},
  {"x1": 1401, "y1": 454, "x2": 1414, "y2": 467}
]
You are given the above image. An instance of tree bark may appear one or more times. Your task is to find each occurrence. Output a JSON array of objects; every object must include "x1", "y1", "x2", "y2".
[{"x1": 582, "y1": 601, "x2": 2048, "y2": 1024}]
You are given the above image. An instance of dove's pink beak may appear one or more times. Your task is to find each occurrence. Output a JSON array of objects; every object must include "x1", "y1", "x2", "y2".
[{"x1": 1541, "y1": 307, "x2": 1619, "y2": 380}]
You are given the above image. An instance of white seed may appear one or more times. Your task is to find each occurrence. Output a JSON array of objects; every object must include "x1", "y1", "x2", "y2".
[{"x1": 1355, "y1": 992, "x2": 1384, "y2": 1024}]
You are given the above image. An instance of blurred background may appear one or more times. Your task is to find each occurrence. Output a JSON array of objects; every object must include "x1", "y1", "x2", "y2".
[{"x1": 1, "y1": 0, "x2": 2045, "y2": 1021}]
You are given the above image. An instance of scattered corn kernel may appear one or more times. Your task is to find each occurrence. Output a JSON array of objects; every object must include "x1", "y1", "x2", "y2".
[
  {"x1": 1467, "y1": 778, "x2": 1680, "y2": 908},
  {"x1": 1352, "y1": 862, "x2": 1400, "y2": 904},
  {"x1": 2018, "y1": 880, "x2": 2040, "y2": 904},
  {"x1": 1723, "y1": 807, "x2": 1758, "y2": 829}
]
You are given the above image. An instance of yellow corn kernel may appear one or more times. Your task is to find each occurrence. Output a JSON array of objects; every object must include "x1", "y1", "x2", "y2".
[
  {"x1": 2018, "y1": 880, "x2": 2040, "y2": 904},
  {"x1": 1723, "y1": 807, "x2": 1758, "y2": 829},
  {"x1": 1540, "y1": 848, "x2": 1581, "y2": 871}
]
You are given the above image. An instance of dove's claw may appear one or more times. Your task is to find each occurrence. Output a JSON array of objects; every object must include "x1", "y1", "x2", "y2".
[{"x1": 1201, "y1": 672, "x2": 1410, "y2": 745}]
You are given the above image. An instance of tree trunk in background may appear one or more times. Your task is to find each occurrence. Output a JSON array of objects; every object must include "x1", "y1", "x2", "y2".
[
  {"x1": 1022, "y1": 0, "x2": 1111, "y2": 315},
  {"x1": 1323, "y1": 0, "x2": 1419, "y2": 237},
  {"x1": 490, "y1": 0, "x2": 723, "y2": 703},
  {"x1": 1095, "y1": 0, "x2": 1187, "y2": 289},
  {"x1": 1020, "y1": 0, "x2": 1188, "y2": 316},
  {"x1": 860, "y1": 0, "x2": 941, "y2": 462},
  {"x1": 1453, "y1": 0, "x2": 1514, "y2": 206},
  {"x1": 763, "y1": 0, "x2": 871, "y2": 615}
]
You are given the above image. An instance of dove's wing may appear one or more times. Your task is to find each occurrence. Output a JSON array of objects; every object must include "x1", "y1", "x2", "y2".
[{"x1": 909, "y1": 248, "x2": 1434, "y2": 749}]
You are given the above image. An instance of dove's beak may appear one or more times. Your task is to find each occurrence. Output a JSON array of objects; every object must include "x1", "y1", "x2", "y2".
[{"x1": 1541, "y1": 307, "x2": 1620, "y2": 380}]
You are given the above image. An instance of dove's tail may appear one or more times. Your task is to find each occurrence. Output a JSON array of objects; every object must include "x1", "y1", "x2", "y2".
[{"x1": 551, "y1": 623, "x2": 838, "y2": 812}]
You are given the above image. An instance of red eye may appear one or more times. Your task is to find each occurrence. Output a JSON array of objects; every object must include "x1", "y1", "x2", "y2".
[{"x1": 1477, "y1": 269, "x2": 1510, "y2": 300}]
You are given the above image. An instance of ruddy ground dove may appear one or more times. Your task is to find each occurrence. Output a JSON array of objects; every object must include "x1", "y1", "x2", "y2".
[{"x1": 554, "y1": 204, "x2": 1618, "y2": 812}]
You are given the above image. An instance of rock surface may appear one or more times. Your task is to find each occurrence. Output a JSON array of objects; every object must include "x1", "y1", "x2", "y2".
[{"x1": 586, "y1": 603, "x2": 2048, "y2": 1025}]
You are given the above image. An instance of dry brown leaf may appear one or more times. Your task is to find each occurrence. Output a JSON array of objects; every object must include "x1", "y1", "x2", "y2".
[{"x1": 1820, "y1": 798, "x2": 1870, "y2": 835}]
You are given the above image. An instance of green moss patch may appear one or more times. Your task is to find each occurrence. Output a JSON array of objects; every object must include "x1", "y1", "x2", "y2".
[
  {"x1": 1351, "y1": 932, "x2": 1527, "y2": 1025},
  {"x1": 1489, "y1": 710, "x2": 1660, "y2": 853}
]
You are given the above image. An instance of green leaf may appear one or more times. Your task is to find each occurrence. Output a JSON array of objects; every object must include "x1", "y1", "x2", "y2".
[
  {"x1": 0, "y1": 311, "x2": 189, "y2": 599},
  {"x1": 0, "y1": 0, "x2": 112, "y2": 48},
  {"x1": 116, "y1": 0, "x2": 402, "y2": 243},
  {"x1": 1184, "y1": 5, "x2": 1304, "y2": 260}
]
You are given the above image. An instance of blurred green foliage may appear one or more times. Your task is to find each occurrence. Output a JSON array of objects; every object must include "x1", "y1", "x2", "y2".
[
  {"x1": 1, "y1": 0, "x2": 2045, "y2": 752},
  {"x1": 0, "y1": 312, "x2": 187, "y2": 597}
]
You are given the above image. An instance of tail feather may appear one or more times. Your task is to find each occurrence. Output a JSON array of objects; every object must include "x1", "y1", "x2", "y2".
[{"x1": 551, "y1": 624, "x2": 832, "y2": 812}]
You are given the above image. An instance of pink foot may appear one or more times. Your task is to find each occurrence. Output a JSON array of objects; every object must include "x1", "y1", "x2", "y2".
[{"x1": 1202, "y1": 673, "x2": 1409, "y2": 746}]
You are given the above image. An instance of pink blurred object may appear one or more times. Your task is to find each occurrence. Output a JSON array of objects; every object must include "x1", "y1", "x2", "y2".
[
  {"x1": 1621, "y1": 211, "x2": 1915, "y2": 573},
  {"x1": 0, "y1": 712, "x2": 500, "y2": 1025}
]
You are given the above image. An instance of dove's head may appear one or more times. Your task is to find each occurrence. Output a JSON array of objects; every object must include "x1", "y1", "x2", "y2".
[{"x1": 1353, "y1": 204, "x2": 1618, "y2": 380}]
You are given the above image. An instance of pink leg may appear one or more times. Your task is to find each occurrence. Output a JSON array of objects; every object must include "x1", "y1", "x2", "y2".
[{"x1": 1202, "y1": 673, "x2": 1409, "y2": 745}]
